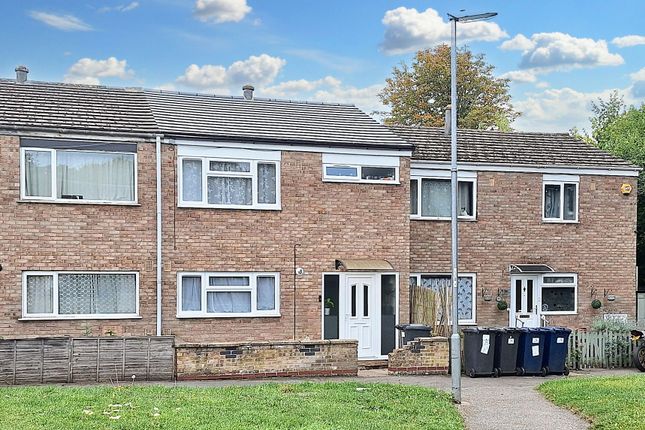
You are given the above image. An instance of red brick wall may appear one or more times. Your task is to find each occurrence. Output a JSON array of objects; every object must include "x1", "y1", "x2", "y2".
[
  {"x1": 0, "y1": 135, "x2": 411, "y2": 342},
  {"x1": 411, "y1": 171, "x2": 637, "y2": 329},
  {"x1": 162, "y1": 147, "x2": 411, "y2": 343},
  {"x1": 0, "y1": 135, "x2": 157, "y2": 337}
]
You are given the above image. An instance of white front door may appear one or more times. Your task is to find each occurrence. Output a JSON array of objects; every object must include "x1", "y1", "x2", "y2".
[
  {"x1": 342, "y1": 275, "x2": 381, "y2": 359},
  {"x1": 510, "y1": 276, "x2": 541, "y2": 327}
]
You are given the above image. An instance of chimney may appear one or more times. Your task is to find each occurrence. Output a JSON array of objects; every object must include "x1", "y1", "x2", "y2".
[
  {"x1": 15, "y1": 65, "x2": 29, "y2": 83},
  {"x1": 242, "y1": 84, "x2": 254, "y2": 100},
  {"x1": 444, "y1": 104, "x2": 452, "y2": 135}
]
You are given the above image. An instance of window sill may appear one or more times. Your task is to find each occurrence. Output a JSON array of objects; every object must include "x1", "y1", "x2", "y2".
[
  {"x1": 176, "y1": 313, "x2": 281, "y2": 319},
  {"x1": 18, "y1": 199, "x2": 140, "y2": 207},
  {"x1": 542, "y1": 219, "x2": 579, "y2": 224},
  {"x1": 19, "y1": 315, "x2": 142, "y2": 321},
  {"x1": 410, "y1": 216, "x2": 476, "y2": 222},
  {"x1": 541, "y1": 312, "x2": 577, "y2": 316},
  {"x1": 322, "y1": 179, "x2": 400, "y2": 185},
  {"x1": 177, "y1": 204, "x2": 281, "y2": 211}
]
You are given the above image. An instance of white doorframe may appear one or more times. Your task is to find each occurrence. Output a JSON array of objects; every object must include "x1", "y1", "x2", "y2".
[
  {"x1": 509, "y1": 275, "x2": 541, "y2": 327},
  {"x1": 321, "y1": 272, "x2": 399, "y2": 360}
]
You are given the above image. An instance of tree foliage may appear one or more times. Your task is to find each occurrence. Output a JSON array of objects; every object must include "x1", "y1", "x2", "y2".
[
  {"x1": 586, "y1": 91, "x2": 645, "y2": 288},
  {"x1": 378, "y1": 44, "x2": 519, "y2": 130}
]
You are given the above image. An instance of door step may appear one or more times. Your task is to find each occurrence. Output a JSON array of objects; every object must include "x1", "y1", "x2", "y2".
[{"x1": 358, "y1": 359, "x2": 388, "y2": 369}]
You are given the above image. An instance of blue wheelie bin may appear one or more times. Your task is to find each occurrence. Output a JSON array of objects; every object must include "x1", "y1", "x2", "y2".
[
  {"x1": 516, "y1": 327, "x2": 548, "y2": 376},
  {"x1": 542, "y1": 327, "x2": 571, "y2": 375}
]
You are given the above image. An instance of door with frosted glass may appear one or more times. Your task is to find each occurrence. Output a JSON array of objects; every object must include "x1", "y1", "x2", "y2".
[
  {"x1": 510, "y1": 276, "x2": 540, "y2": 327},
  {"x1": 343, "y1": 275, "x2": 381, "y2": 359}
]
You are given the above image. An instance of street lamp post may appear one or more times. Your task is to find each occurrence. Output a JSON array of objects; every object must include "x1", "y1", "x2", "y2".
[{"x1": 447, "y1": 11, "x2": 497, "y2": 404}]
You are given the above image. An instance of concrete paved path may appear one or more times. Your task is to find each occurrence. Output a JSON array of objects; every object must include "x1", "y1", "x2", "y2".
[{"x1": 174, "y1": 368, "x2": 639, "y2": 430}]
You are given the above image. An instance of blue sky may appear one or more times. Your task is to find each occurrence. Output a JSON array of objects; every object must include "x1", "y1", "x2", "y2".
[{"x1": 2, "y1": 0, "x2": 645, "y2": 132}]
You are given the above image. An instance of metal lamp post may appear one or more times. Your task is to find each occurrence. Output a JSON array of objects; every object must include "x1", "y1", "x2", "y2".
[{"x1": 447, "y1": 11, "x2": 498, "y2": 404}]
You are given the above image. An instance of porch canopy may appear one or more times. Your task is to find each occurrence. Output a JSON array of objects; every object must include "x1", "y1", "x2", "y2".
[
  {"x1": 509, "y1": 264, "x2": 555, "y2": 274},
  {"x1": 335, "y1": 259, "x2": 393, "y2": 271}
]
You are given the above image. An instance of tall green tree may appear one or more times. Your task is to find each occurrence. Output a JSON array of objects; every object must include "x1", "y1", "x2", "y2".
[
  {"x1": 586, "y1": 92, "x2": 645, "y2": 289},
  {"x1": 379, "y1": 44, "x2": 519, "y2": 129}
]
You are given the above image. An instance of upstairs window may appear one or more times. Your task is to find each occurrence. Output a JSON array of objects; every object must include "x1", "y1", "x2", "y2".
[
  {"x1": 179, "y1": 157, "x2": 280, "y2": 209},
  {"x1": 21, "y1": 145, "x2": 136, "y2": 203},
  {"x1": 543, "y1": 175, "x2": 579, "y2": 222},
  {"x1": 321, "y1": 153, "x2": 399, "y2": 184},
  {"x1": 410, "y1": 177, "x2": 476, "y2": 220}
]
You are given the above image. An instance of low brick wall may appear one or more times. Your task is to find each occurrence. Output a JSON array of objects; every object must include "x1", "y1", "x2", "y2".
[
  {"x1": 388, "y1": 337, "x2": 449, "y2": 375},
  {"x1": 176, "y1": 339, "x2": 358, "y2": 380}
]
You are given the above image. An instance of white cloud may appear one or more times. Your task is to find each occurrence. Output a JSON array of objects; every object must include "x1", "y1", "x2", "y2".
[
  {"x1": 501, "y1": 32, "x2": 623, "y2": 73},
  {"x1": 99, "y1": 2, "x2": 140, "y2": 13},
  {"x1": 64, "y1": 57, "x2": 132, "y2": 85},
  {"x1": 500, "y1": 34, "x2": 534, "y2": 51},
  {"x1": 380, "y1": 7, "x2": 507, "y2": 55},
  {"x1": 514, "y1": 87, "x2": 619, "y2": 132},
  {"x1": 194, "y1": 0, "x2": 251, "y2": 23},
  {"x1": 535, "y1": 81, "x2": 549, "y2": 89},
  {"x1": 630, "y1": 67, "x2": 645, "y2": 82},
  {"x1": 263, "y1": 76, "x2": 341, "y2": 98},
  {"x1": 312, "y1": 83, "x2": 385, "y2": 115},
  {"x1": 612, "y1": 35, "x2": 645, "y2": 48},
  {"x1": 500, "y1": 70, "x2": 537, "y2": 83},
  {"x1": 29, "y1": 11, "x2": 93, "y2": 31},
  {"x1": 176, "y1": 54, "x2": 286, "y2": 90}
]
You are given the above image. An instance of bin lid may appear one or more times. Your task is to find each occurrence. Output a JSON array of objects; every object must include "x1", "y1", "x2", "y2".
[{"x1": 395, "y1": 323, "x2": 432, "y2": 330}]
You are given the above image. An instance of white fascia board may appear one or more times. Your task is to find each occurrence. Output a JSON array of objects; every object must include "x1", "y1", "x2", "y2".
[
  {"x1": 411, "y1": 168, "x2": 476, "y2": 179},
  {"x1": 411, "y1": 160, "x2": 640, "y2": 177},
  {"x1": 173, "y1": 139, "x2": 412, "y2": 158},
  {"x1": 177, "y1": 144, "x2": 281, "y2": 161},
  {"x1": 322, "y1": 153, "x2": 399, "y2": 167}
]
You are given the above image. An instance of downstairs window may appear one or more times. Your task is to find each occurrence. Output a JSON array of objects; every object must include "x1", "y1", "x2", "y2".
[
  {"x1": 178, "y1": 272, "x2": 280, "y2": 317},
  {"x1": 23, "y1": 272, "x2": 139, "y2": 319}
]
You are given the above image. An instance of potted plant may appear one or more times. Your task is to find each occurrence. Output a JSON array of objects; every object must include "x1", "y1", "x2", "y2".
[
  {"x1": 497, "y1": 299, "x2": 508, "y2": 311},
  {"x1": 591, "y1": 299, "x2": 602, "y2": 309},
  {"x1": 324, "y1": 298, "x2": 335, "y2": 315}
]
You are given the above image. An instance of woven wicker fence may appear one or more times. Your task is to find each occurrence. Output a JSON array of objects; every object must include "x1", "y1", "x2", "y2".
[{"x1": 0, "y1": 336, "x2": 174, "y2": 385}]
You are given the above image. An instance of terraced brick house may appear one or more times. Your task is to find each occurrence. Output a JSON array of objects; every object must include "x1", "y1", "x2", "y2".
[{"x1": 0, "y1": 69, "x2": 638, "y2": 362}]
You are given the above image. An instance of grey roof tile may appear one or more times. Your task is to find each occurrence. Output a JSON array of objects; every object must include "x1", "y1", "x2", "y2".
[
  {"x1": 0, "y1": 79, "x2": 157, "y2": 136},
  {"x1": 0, "y1": 78, "x2": 411, "y2": 149},
  {"x1": 390, "y1": 125, "x2": 638, "y2": 170},
  {"x1": 143, "y1": 90, "x2": 410, "y2": 148}
]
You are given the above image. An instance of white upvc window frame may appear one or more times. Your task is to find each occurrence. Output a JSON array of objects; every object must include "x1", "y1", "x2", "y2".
[
  {"x1": 176, "y1": 272, "x2": 281, "y2": 318},
  {"x1": 540, "y1": 273, "x2": 578, "y2": 315},
  {"x1": 542, "y1": 174, "x2": 579, "y2": 223},
  {"x1": 410, "y1": 175, "x2": 477, "y2": 221},
  {"x1": 21, "y1": 271, "x2": 140, "y2": 320},
  {"x1": 322, "y1": 164, "x2": 400, "y2": 184},
  {"x1": 409, "y1": 272, "x2": 477, "y2": 325},
  {"x1": 178, "y1": 156, "x2": 281, "y2": 210},
  {"x1": 19, "y1": 147, "x2": 138, "y2": 205},
  {"x1": 321, "y1": 153, "x2": 400, "y2": 184}
]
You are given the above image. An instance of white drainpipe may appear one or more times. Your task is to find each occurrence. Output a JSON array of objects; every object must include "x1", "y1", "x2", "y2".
[{"x1": 155, "y1": 135, "x2": 163, "y2": 336}]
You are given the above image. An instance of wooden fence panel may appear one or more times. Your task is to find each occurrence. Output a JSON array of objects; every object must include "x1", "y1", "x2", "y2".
[
  {"x1": 566, "y1": 330, "x2": 633, "y2": 369},
  {"x1": 0, "y1": 336, "x2": 174, "y2": 385}
]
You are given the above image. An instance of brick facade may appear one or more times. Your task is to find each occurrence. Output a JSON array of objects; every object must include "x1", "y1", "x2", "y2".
[
  {"x1": 411, "y1": 171, "x2": 638, "y2": 328},
  {"x1": 0, "y1": 132, "x2": 637, "y2": 345},
  {"x1": 388, "y1": 337, "x2": 449, "y2": 375},
  {"x1": 0, "y1": 135, "x2": 411, "y2": 343},
  {"x1": 175, "y1": 339, "x2": 358, "y2": 380}
]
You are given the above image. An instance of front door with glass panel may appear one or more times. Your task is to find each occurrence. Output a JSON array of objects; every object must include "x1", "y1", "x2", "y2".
[
  {"x1": 510, "y1": 276, "x2": 540, "y2": 327},
  {"x1": 341, "y1": 275, "x2": 381, "y2": 359}
]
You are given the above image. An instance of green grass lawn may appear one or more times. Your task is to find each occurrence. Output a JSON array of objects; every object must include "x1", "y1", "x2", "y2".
[
  {"x1": 539, "y1": 375, "x2": 645, "y2": 430},
  {"x1": 0, "y1": 382, "x2": 463, "y2": 430}
]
